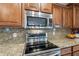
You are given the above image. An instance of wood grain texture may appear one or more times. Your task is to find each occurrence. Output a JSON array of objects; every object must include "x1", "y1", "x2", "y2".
[
  {"x1": 73, "y1": 44, "x2": 79, "y2": 52},
  {"x1": 53, "y1": 4, "x2": 63, "y2": 26},
  {"x1": 73, "y1": 4, "x2": 79, "y2": 28},
  {"x1": 73, "y1": 51, "x2": 79, "y2": 56},
  {"x1": 62, "y1": 53, "x2": 72, "y2": 56},
  {"x1": 61, "y1": 47, "x2": 72, "y2": 55},
  {"x1": 24, "y1": 3, "x2": 40, "y2": 11},
  {"x1": 41, "y1": 3, "x2": 52, "y2": 13},
  {"x1": 0, "y1": 3, "x2": 22, "y2": 27},
  {"x1": 63, "y1": 5, "x2": 73, "y2": 28}
]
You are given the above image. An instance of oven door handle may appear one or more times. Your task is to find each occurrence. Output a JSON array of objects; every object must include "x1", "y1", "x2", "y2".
[{"x1": 50, "y1": 51, "x2": 61, "y2": 56}]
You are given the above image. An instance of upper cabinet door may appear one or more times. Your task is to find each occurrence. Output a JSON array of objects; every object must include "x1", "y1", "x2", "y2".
[
  {"x1": 24, "y1": 3, "x2": 40, "y2": 11},
  {"x1": 53, "y1": 4, "x2": 63, "y2": 26},
  {"x1": 40, "y1": 3, "x2": 52, "y2": 13},
  {"x1": 63, "y1": 8, "x2": 68, "y2": 28},
  {"x1": 63, "y1": 5, "x2": 73, "y2": 28},
  {"x1": 0, "y1": 3, "x2": 22, "y2": 27},
  {"x1": 73, "y1": 5, "x2": 79, "y2": 28},
  {"x1": 67, "y1": 6, "x2": 73, "y2": 28}
]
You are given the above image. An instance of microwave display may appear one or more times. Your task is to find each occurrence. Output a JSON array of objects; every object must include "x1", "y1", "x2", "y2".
[{"x1": 27, "y1": 16, "x2": 47, "y2": 27}]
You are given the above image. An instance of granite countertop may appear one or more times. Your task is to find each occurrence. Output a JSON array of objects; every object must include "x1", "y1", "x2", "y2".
[
  {"x1": 1, "y1": 28, "x2": 79, "y2": 55},
  {"x1": 1, "y1": 36, "x2": 79, "y2": 55},
  {"x1": 2, "y1": 37, "x2": 79, "y2": 56},
  {"x1": 49, "y1": 37, "x2": 79, "y2": 48},
  {"x1": 0, "y1": 29, "x2": 27, "y2": 56},
  {"x1": 0, "y1": 43, "x2": 25, "y2": 56},
  {"x1": 47, "y1": 28, "x2": 79, "y2": 48},
  {"x1": 0, "y1": 39, "x2": 26, "y2": 56}
]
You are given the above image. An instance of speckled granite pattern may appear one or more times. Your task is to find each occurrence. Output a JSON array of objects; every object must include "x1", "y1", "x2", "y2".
[
  {"x1": 0, "y1": 28, "x2": 26, "y2": 56},
  {"x1": 0, "y1": 43, "x2": 25, "y2": 56},
  {"x1": 49, "y1": 38, "x2": 79, "y2": 48},
  {"x1": 0, "y1": 28, "x2": 79, "y2": 55},
  {"x1": 0, "y1": 29, "x2": 26, "y2": 44},
  {"x1": 48, "y1": 28, "x2": 79, "y2": 48}
]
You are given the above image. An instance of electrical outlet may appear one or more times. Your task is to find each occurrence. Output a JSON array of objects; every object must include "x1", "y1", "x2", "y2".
[
  {"x1": 13, "y1": 33, "x2": 17, "y2": 38},
  {"x1": 53, "y1": 28, "x2": 56, "y2": 35},
  {"x1": 53, "y1": 31, "x2": 55, "y2": 35}
]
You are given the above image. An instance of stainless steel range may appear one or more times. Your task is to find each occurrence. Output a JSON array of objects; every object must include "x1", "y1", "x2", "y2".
[
  {"x1": 24, "y1": 11, "x2": 60, "y2": 56},
  {"x1": 24, "y1": 30, "x2": 60, "y2": 56}
]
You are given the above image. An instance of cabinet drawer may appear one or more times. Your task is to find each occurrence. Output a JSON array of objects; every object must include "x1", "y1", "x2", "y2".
[
  {"x1": 61, "y1": 47, "x2": 71, "y2": 55},
  {"x1": 73, "y1": 45, "x2": 79, "y2": 52},
  {"x1": 62, "y1": 53, "x2": 72, "y2": 56},
  {"x1": 73, "y1": 51, "x2": 79, "y2": 56}
]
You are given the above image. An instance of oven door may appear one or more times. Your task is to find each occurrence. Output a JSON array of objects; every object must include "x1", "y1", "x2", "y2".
[
  {"x1": 24, "y1": 48, "x2": 60, "y2": 56},
  {"x1": 36, "y1": 48, "x2": 61, "y2": 56}
]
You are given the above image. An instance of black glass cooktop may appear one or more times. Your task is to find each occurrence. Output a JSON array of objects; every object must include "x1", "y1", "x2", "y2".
[{"x1": 25, "y1": 42, "x2": 59, "y2": 54}]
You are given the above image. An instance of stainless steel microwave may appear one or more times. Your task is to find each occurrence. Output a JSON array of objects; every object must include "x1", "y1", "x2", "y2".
[{"x1": 23, "y1": 11, "x2": 53, "y2": 29}]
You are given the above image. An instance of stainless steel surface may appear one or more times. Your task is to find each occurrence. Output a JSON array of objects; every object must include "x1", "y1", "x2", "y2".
[
  {"x1": 26, "y1": 32, "x2": 48, "y2": 46},
  {"x1": 25, "y1": 30, "x2": 60, "y2": 56},
  {"x1": 26, "y1": 29, "x2": 51, "y2": 44},
  {"x1": 23, "y1": 11, "x2": 53, "y2": 29},
  {"x1": 23, "y1": 11, "x2": 59, "y2": 56},
  {"x1": 24, "y1": 48, "x2": 60, "y2": 56},
  {"x1": 25, "y1": 11, "x2": 52, "y2": 18}
]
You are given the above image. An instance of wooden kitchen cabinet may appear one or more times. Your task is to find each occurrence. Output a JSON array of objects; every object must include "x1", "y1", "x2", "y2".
[
  {"x1": 53, "y1": 4, "x2": 63, "y2": 26},
  {"x1": 62, "y1": 53, "x2": 72, "y2": 56},
  {"x1": 73, "y1": 4, "x2": 79, "y2": 28},
  {"x1": 73, "y1": 44, "x2": 79, "y2": 52},
  {"x1": 73, "y1": 44, "x2": 79, "y2": 56},
  {"x1": 24, "y1": 3, "x2": 52, "y2": 13},
  {"x1": 0, "y1": 3, "x2": 22, "y2": 27},
  {"x1": 24, "y1": 3, "x2": 40, "y2": 11},
  {"x1": 61, "y1": 44, "x2": 79, "y2": 56},
  {"x1": 73, "y1": 51, "x2": 79, "y2": 56},
  {"x1": 41, "y1": 3, "x2": 52, "y2": 13},
  {"x1": 63, "y1": 5, "x2": 73, "y2": 28},
  {"x1": 61, "y1": 47, "x2": 72, "y2": 56},
  {"x1": 63, "y1": 7, "x2": 68, "y2": 28},
  {"x1": 24, "y1": 3, "x2": 28, "y2": 9}
]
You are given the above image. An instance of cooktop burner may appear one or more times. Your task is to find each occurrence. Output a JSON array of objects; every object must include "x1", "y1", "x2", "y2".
[{"x1": 25, "y1": 42, "x2": 59, "y2": 54}]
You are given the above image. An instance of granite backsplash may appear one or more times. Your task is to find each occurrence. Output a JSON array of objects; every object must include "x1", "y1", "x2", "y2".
[
  {"x1": 0, "y1": 28, "x2": 26, "y2": 44},
  {"x1": 47, "y1": 28, "x2": 71, "y2": 41},
  {"x1": 0, "y1": 28, "x2": 71, "y2": 45}
]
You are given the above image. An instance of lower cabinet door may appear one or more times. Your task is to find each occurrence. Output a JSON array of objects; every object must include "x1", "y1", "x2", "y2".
[
  {"x1": 73, "y1": 51, "x2": 79, "y2": 56},
  {"x1": 61, "y1": 47, "x2": 71, "y2": 55},
  {"x1": 62, "y1": 53, "x2": 72, "y2": 56}
]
